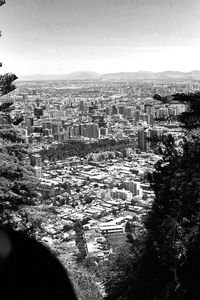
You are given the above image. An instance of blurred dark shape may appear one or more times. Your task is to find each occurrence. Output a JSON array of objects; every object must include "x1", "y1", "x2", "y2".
[
  {"x1": 0, "y1": 0, "x2": 6, "y2": 7},
  {"x1": 12, "y1": 115, "x2": 24, "y2": 125},
  {"x1": 0, "y1": 227, "x2": 78, "y2": 300},
  {"x1": 0, "y1": 101, "x2": 14, "y2": 111}
]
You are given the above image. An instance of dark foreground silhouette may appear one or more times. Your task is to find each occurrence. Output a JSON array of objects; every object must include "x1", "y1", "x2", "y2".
[{"x1": 0, "y1": 227, "x2": 77, "y2": 299}]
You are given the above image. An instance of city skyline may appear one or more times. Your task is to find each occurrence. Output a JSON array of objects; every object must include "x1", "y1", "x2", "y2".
[{"x1": 1, "y1": 0, "x2": 200, "y2": 75}]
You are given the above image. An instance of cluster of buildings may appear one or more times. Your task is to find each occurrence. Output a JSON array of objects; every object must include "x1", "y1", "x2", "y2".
[
  {"x1": 29, "y1": 148, "x2": 157, "y2": 254},
  {"x1": 8, "y1": 79, "x2": 187, "y2": 151},
  {"x1": 6, "y1": 78, "x2": 197, "y2": 256}
]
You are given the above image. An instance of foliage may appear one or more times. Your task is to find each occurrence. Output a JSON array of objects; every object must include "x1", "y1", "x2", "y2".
[
  {"x1": 0, "y1": 21, "x2": 39, "y2": 230},
  {"x1": 142, "y1": 133, "x2": 200, "y2": 299},
  {"x1": 0, "y1": 85, "x2": 38, "y2": 229},
  {"x1": 172, "y1": 92, "x2": 200, "y2": 130},
  {"x1": 0, "y1": 3, "x2": 39, "y2": 231},
  {"x1": 0, "y1": 0, "x2": 5, "y2": 8},
  {"x1": 68, "y1": 262, "x2": 104, "y2": 300},
  {"x1": 103, "y1": 238, "x2": 145, "y2": 300},
  {"x1": 0, "y1": 76, "x2": 38, "y2": 219},
  {"x1": 104, "y1": 91, "x2": 200, "y2": 299},
  {"x1": 74, "y1": 221, "x2": 88, "y2": 261},
  {"x1": 125, "y1": 221, "x2": 134, "y2": 244},
  {"x1": 0, "y1": 73, "x2": 18, "y2": 95},
  {"x1": 138, "y1": 133, "x2": 200, "y2": 298},
  {"x1": 154, "y1": 91, "x2": 200, "y2": 131}
]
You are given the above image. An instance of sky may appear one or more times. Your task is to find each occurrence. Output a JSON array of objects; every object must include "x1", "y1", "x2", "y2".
[{"x1": 0, "y1": 0, "x2": 200, "y2": 75}]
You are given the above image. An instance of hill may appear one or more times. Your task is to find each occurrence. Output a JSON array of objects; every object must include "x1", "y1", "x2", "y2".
[{"x1": 18, "y1": 70, "x2": 200, "y2": 81}]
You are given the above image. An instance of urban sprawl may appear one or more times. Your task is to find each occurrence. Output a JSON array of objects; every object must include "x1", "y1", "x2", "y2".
[{"x1": 6, "y1": 79, "x2": 200, "y2": 259}]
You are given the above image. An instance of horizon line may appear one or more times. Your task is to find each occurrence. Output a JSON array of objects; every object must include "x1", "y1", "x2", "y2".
[{"x1": 16, "y1": 69, "x2": 200, "y2": 77}]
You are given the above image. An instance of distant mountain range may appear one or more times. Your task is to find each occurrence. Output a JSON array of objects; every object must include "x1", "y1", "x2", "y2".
[{"x1": 18, "y1": 70, "x2": 200, "y2": 81}]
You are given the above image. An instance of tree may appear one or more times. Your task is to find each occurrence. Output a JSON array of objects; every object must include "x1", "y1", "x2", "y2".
[
  {"x1": 0, "y1": 75, "x2": 38, "y2": 229},
  {"x1": 111, "y1": 207, "x2": 117, "y2": 217},
  {"x1": 131, "y1": 95, "x2": 200, "y2": 299},
  {"x1": 0, "y1": 1, "x2": 5, "y2": 9},
  {"x1": 141, "y1": 132, "x2": 200, "y2": 299},
  {"x1": 66, "y1": 262, "x2": 104, "y2": 300},
  {"x1": 104, "y1": 91, "x2": 200, "y2": 299},
  {"x1": 155, "y1": 91, "x2": 200, "y2": 131},
  {"x1": 103, "y1": 237, "x2": 145, "y2": 300},
  {"x1": 74, "y1": 221, "x2": 88, "y2": 261},
  {"x1": 0, "y1": 3, "x2": 38, "y2": 231},
  {"x1": 125, "y1": 221, "x2": 134, "y2": 245}
]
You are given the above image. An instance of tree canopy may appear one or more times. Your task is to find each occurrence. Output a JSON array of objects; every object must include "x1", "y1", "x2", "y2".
[
  {"x1": 74, "y1": 221, "x2": 88, "y2": 261},
  {"x1": 104, "y1": 91, "x2": 200, "y2": 300},
  {"x1": 0, "y1": 5, "x2": 38, "y2": 230},
  {"x1": 0, "y1": 73, "x2": 38, "y2": 229}
]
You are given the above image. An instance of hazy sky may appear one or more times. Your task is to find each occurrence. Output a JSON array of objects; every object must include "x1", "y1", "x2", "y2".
[{"x1": 1, "y1": 0, "x2": 200, "y2": 75}]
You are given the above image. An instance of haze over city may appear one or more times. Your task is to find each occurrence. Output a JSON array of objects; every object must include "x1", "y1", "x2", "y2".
[{"x1": 1, "y1": 0, "x2": 200, "y2": 76}]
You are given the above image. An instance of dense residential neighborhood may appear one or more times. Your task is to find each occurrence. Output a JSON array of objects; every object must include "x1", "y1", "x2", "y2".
[
  {"x1": 2, "y1": 0, "x2": 200, "y2": 299},
  {"x1": 3, "y1": 78, "x2": 197, "y2": 259}
]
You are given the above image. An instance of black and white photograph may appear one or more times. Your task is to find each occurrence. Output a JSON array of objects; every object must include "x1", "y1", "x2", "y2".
[{"x1": 1, "y1": 0, "x2": 200, "y2": 299}]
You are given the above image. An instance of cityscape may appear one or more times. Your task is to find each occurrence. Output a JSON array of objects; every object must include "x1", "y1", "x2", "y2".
[
  {"x1": 1, "y1": 0, "x2": 200, "y2": 299},
  {"x1": 4, "y1": 76, "x2": 196, "y2": 260}
]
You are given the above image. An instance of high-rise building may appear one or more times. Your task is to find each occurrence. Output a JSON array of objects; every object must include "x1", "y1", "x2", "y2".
[
  {"x1": 156, "y1": 107, "x2": 168, "y2": 118},
  {"x1": 111, "y1": 188, "x2": 133, "y2": 201},
  {"x1": 105, "y1": 106, "x2": 111, "y2": 115},
  {"x1": 34, "y1": 166, "x2": 42, "y2": 178},
  {"x1": 138, "y1": 128, "x2": 150, "y2": 152},
  {"x1": 79, "y1": 123, "x2": 100, "y2": 139},
  {"x1": 111, "y1": 105, "x2": 119, "y2": 115},
  {"x1": 87, "y1": 123, "x2": 100, "y2": 139},
  {"x1": 43, "y1": 129, "x2": 49, "y2": 136},
  {"x1": 27, "y1": 126, "x2": 34, "y2": 136},
  {"x1": 25, "y1": 136, "x2": 33, "y2": 144},
  {"x1": 73, "y1": 125, "x2": 80, "y2": 137},
  {"x1": 176, "y1": 104, "x2": 186, "y2": 115},
  {"x1": 144, "y1": 104, "x2": 155, "y2": 115},
  {"x1": 30, "y1": 154, "x2": 42, "y2": 167},
  {"x1": 53, "y1": 132, "x2": 62, "y2": 142},
  {"x1": 100, "y1": 127, "x2": 108, "y2": 136},
  {"x1": 34, "y1": 107, "x2": 43, "y2": 119},
  {"x1": 79, "y1": 124, "x2": 87, "y2": 137},
  {"x1": 150, "y1": 114, "x2": 155, "y2": 126},
  {"x1": 134, "y1": 110, "x2": 140, "y2": 122},
  {"x1": 25, "y1": 117, "x2": 34, "y2": 127},
  {"x1": 140, "y1": 113, "x2": 150, "y2": 125},
  {"x1": 36, "y1": 99, "x2": 42, "y2": 107},
  {"x1": 123, "y1": 107, "x2": 133, "y2": 117},
  {"x1": 118, "y1": 106, "x2": 125, "y2": 115},
  {"x1": 79, "y1": 100, "x2": 88, "y2": 112},
  {"x1": 52, "y1": 122, "x2": 62, "y2": 134},
  {"x1": 168, "y1": 107, "x2": 176, "y2": 116},
  {"x1": 42, "y1": 121, "x2": 53, "y2": 130},
  {"x1": 61, "y1": 131, "x2": 69, "y2": 141},
  {"x1": 124, "y1": 180, "x2": 141, "y2": 196},
  {"x1": 34, "y1": 126, "x2": 43, "y2": 134}
]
